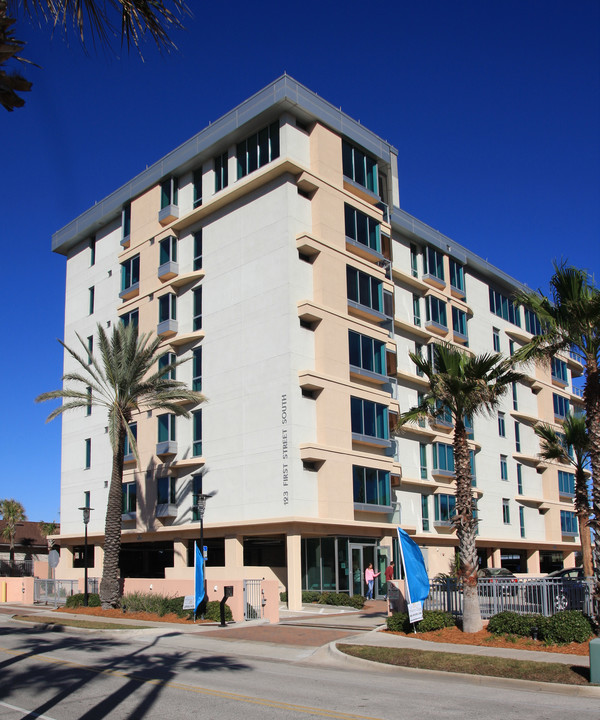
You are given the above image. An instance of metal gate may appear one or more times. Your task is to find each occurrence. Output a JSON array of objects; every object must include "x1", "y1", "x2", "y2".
[
  {"x1": 243, "y1": 579, "x2": 262, "y2": 620},
  {"x1": 33, "y1": 579, "x2": 79, "y2": 607}
]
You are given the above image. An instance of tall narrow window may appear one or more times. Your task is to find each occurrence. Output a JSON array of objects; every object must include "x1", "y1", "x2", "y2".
[
  {"x1": 87, "y1": 335, "x2": 93, "y2": 365},
  {"x1": 500, "y1": 454, "x2": 508, "y2": 480},
  {"x1": 122, "y1": 203, "x2": 131, "y2": 240},
  {"x1": 419, "y1": 443, "x2": 427, "y2": 479},
  {"x1": 90, "y1": 238, "x2": 96, "y2": 266},
  {"x1": 512, "y1": 381, "x2": 518, "y2": 410},
  {"x1": 84, "y1": 438, "x2": 91, "y2": 469},
  {"x1": 514, "y1": 421, "x2": 521, "y2": 452},
  {"x1": 422, "y1": 246, "x2": 445, "y2": 283},
  {"x1": 158, "y1": 413, "x2": 176, "y2": 443},
  {"x1": 509, "y1": 339, "x2": 515, "y2": 357},
  {"x1": 159, "y1": 236, "x2": 177, "y2": 266},
  {"x1": 492, "y1": 327, "x2": 500, "y2": 352},
  {"x1": 160, "y1": 176, "x2": 178, "y2": 209},
  {"x1": 86, "y1": 387, "x2": 92, "y2": 416},
  {"x1": 421, "y1": 495, "x2": 430, "y2": 531},
  {"x1": 157, "y1": 477, "x2": 176, "y2": 505},
  {"x1": 498, "y1": 411, "x2": 506, "y2": 437},
  {"x1": 193, "y1": 230, "x2": 203, "y2": 271},
  {"x1": 193, "y1": 347, "x2": 202, "y2": 391},
  {"x1": 159, "y1": 293, "x2": 177, "y2": 323},
  {"x1": 449, "y1": 260, "x2": 465, "y2": 296},
  {"x1": 120, "y1": 255, "x2": 140, "y2": 295},
  {"x1": 88, "y1": 286, "x2": 95, "y2": 315},
  {"x1": 122, "y1": 482, "x2": 137, "y2": 514},
  {"x1": 124, "y1": 422, "x2": 137, "y2": 460},
  {"x1": 414, "y1": 343, "x2": 424, "y2": 377},
  {"x1": 158, "y1": 352, "x2": 176, "y2": 380},
  {"x1": 193, "y1": 287, "x2": 202, "y2": 331},
  {"x1": 502, "y1": 498, "x2": 510, "y2": 524},
  {"x1": 413, "y1": 295, "x2": 421, "y2": 326},
  {"x1": 84, "y1": 491, "x2": 91, "y2": 508},
  {"x1": 193, "y1": 410, "x2": 202, "y2": 456},
  {"x1": 516, "y1": 463, "x2": 523, "y2": 494},
  {"x1": 410, "y1": 243, "x2": 418, "y2": 278},
  {"x1": 519, "y1": 507, "x2": 525, "y2": 538},
  {"x1": 214, "y1": 152, "x2": 228, "y2": 192},
  {"x1": 342, "y1": 140, "x2": 378, "y2": 193},
  {"x1": 193, "y1": 169, "x2": 202, "y2": 208}
]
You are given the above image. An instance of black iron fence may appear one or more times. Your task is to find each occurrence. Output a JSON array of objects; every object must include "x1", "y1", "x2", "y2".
[{"x1": 0, "y1": 559, "x2": 33, "y2": 577}]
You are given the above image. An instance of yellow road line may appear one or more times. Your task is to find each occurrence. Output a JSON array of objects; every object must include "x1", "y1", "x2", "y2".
[{"x1": 0, "y1": 646, "x2": 383, "y2": 720}]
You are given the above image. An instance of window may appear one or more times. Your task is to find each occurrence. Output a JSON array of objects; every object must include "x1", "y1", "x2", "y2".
[
  {"x1": 193, "y1": 410, "x2": 202, "y2": 456},
  {"x1": 500, "y1": 454, "x2": 508, "y2": 480},
  {"x1": 348, "y1": 330, "x2": 385, "y2": 376},
  {"x1": 519, "y1": 507, "x2": 525, "y2": 538},
  {"x1": 421, "y1": 495, "x2": 430, "y2": 531},
  {"x1": 514, "y1": 421, "x2": 521, "y2": 452},
  {"x1": 350, "y1": 397, "x2": 388, "y2": 440},
  {"x1": 469, "y1": 450, "x2": 477, "y2": 485},
  {"x1": 121, "y1": 309, "x2": 139, "y2": 329},
  {"x1": 122, "y1": 482, "x2": 136, "y2": 514},
  {"x1": 160, "y1": 176, "x2": 178, "y2": 209},
  {"x1": 159, "y1": 236, "x2": 177, "y2": 266},
  {"x1": 86, "y1": 387, "x2": 92, "y2": 416},
  {"x1": 509, "y1": 339, "x2": 515, "y2": 357},
  {"x1": 425, "y1": 296, "x2": 447, "y2": 329},
  {"x1": 434, "y1": 401, "x2": 453, "y2": 427},
  {"x1": 524, "y1": 307, "x2": 542, "y2": 335},
  {"x1": 413, "y1": 295, "x2": 421, "y2": 326},
  {"x1": 193, "y1": 169, "x2": 202, "y2": 208},
  {"x1": 452, "y1": 307, "x2": 467, "y2": 339},
  {"x1": 84, "y1": 438, "x2": 91, "y2": 469},
  {"x1": 193, "y1": 230, "x2": 203, "y2": 271},
  {"x1": 342, "y1": 140, "x2": 378, "y2": 193},
  {"x1": 464, "y1": 414, "x2": 474, "y2": 440},
  {"x1": 84, "y1": 490, "x2": 90, "y2": 509},
  {"x1": 410, "y1": 243, "x2": 419, "y2": 277},
  {"x1": 157, "y1": 477, "x2": 176, "y2": 505},
  {"x1": 492, "y1": 327, "x2": 500, "y2": 352},
  {"x1": 346, "y1": 266, "x2": 383, "y2": 313},
  {"x1": 502, "y1": 498, "x2": 510, "y2": 524},
  {"x1": 423, "y1": 246, "x2": 444, "y2": 283},
  {"x1": 159, "y1": 293, "x2": 177, "y2": 323},
  {"x1": 192, "y1": 474, "x2": 202, "y2": 521},
  {"x1": 419, "y1": 443, "x2": 428, "y2": 479},
  {"x1": 434, "y1": 494, "x2": 456, "y2": 523},
  {"x1": 214, "y1": 152, "x2": 228, "y2": 191},
  {"x1": 73, "y1": 544, "x2": 94, "y2": 568},
  {"x1": 512, "y1": 381, "x2": 518, "y2": 410},
  {"x1": 489, "y1": 287, "x2": 521, "y2": 326},
  {"x1": 344, "y1": 204, "x2": 381, "y2": 252},
  {"x1": 158, "y1": 413, "x2": 176, "y2": 443},
  {"x1": 516, "y1": 463, "x2": 523, "y2": 494},
  {"x1": 193, "y1": 287, "x2": 202, "y2": 331},
  {"x1": 560, "y1": 510, "x2": 578, "y2": 535},
  {"x1": 158, "y1": 352, "x2": 176, "y2": 380},
  {"x1": 551, "y1": 357, "x2": 568, "y2": 384},
  {"x1": 237, "y1": 122, "x2": 280, "y2": 179},
  {"x1": 121, "y1": 255, "x2": 140, "y2": 294},
  {"x1": 352, "y1": 466, "x2": 390, "y2": 506},
  {"x1": 124, "y1": 422, "x2": 137, "y2": 459},
  {"x1": 449, "y1": 260, "x2": 465, "y2": 295},
  {"x1": 558, "y1": 470, "x2": 575, "y2": 496},
  {"x1": 498, "y1": 412, "x2": 506, "y2": 437},
  {"x1": 89, "y1": 238, "x2": 96, "y2": 266},
  {"x1": 432, "y1": 443, "x2": 454, "y2": 474},
  {"x1": 122, "y1": 203, "x2": 131, "y2": 239},
  {"x1": 553, "y1": 393, "x2": 570, "y2": 419},
  {"x1": 88, "y1": 286, "x2": 95, "y2": 315},
  {"x1": 87, "y1": 335, "x2": 93, "y2": 365},
  {"x1": 193, "y1": 347, "x2": 202, "y2": 391}
]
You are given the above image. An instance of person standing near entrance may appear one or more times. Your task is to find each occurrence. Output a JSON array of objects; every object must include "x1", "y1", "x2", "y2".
[
  {"x1": 384, "y1": 560, "x2": 395, "y2": 599},
  {"x1": 364, "y1": 563, "x2": 380, "y2": 600}
]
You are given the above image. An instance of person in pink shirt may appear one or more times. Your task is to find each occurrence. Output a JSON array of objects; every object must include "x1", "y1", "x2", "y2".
[{"x1": 364, "y1": 563, "x2": 380, "y2": 600}]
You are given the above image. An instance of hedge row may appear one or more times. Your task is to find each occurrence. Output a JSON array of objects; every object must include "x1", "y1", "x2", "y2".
[
  {"x1": 387, "y1": 610, "x2": 455, "y2": 633},
  {"x1": 487, "y1": 610, "x2": 593, "y2": 644},
  {"x1": 279, "y1": 590, "x2": 365, "y2": 609}
]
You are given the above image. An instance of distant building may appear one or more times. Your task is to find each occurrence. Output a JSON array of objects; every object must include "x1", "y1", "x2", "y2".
[
  {"x1": 0, "y1": 521, "x2": 54, "y2": 576},
  {"x1": 51, "y1": 75, "x2": 582, "y2": 608}
]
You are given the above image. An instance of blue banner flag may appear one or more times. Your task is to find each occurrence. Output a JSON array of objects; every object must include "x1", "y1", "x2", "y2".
[
  {"x1": 397, "y1": 527, "x2": 430, "y2": 604},
  {"x1": 194, "y1": 542, "x2": 205, "y2": 611}
]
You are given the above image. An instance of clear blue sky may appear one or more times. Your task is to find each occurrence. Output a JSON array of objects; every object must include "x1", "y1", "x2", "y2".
[{"x1": 2, "y1": 1, "x2": 598, "y2": 522}]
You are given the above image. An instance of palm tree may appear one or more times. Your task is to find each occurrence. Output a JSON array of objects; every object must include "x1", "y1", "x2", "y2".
[
  {"x1": 396, "y1": 343, "x2": 523, "y2": 633},
  {"x1": 36, "y1": 322, "x2": 204, "y2": 608},
  {"x1": 515, "y1": 263, "x2": 600, "y2": 619},
  {"x1": 0, "y1": 498, "x2": 27, "y2": 567},
  {"x1": 535, "y1": 416, "x2": 593, "y2": 577},
  {"x1": 2, "y1": 0, "x2": 189, "y2": 111}
]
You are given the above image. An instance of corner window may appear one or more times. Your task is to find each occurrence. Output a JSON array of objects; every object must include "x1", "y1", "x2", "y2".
[
  {"x1": 489, "y1": 287, "x2": 521, "y2": 327},
  {"x1": 553, "y1": 393, "x2": 570, "y2": 419},
  {"x1": 237, "y1": 122, "x2": 280, "y2": 179},
  {"x1": 214, "y1": 152, "x2": 228, "y2": 192},
  {"x1": 350, "y1": 397, "x2": 388, "y2": 439},
  {"x1": 551, "y1": 357, "x2": 568, "y2": 384},
  {"x1": 89, "y1": 238, "x2": 96, "y2": 266},
  {"x1": 342, "y1": 140, "x2": 377, "y2": 193},
  {"x1": 434, "y1": 494, "x2": 456, "y2": 523},
  {"x1": 423, "y1": 246, "x2": 445, "y2": 283},
  {"x1": 432, "y1": 443, "x2": 454, "y2": 474},
  {"x1": 560, "y1": 510, "x2": 578, "y2": 535},
  {"x1": 122, "y1": 203, "x2": 131, "y2": 240},
  {"x1": 122, "y1": 482, "x2": 137, "y2": 513},
  {"x1": 157, "y1": 477, "x2": 176, "y2": 505},
  {"x1": 346, "y1": 266, "x2": 383, "y2": 313},
  {"x1": 159, "y1": 236, "x2": 177, "y2": 266},
  {"x1": 121, "y1": 255, "x2": 140, "y2": 294},
  {"x1": 160, "y1": 176, "x2": 178, "y2": 210},
  {"x1": 352, "y1": 465, "x2": 390, "y2": 506},
  {"x1": 452, "y1": 307, "x2": 467, "y2": 339},
  {"x1": 124, "y1": 422, "x2": 137, "y2": 459},
  {"x1": 524, "y1": 307, "x2": 542, "y2": 335},
  {"x1": 344, "y1": 204, "x2": 381, "y2": 253},
  {"x1": 425, "y1": 296, "x2": 447, "y2": 329},
  {"x1": 449, "y1": 260, "x2": 465, "y2": 295},
  {"x1": 120, "y1": 309, "x2": 139, "y2": 329},
  {"x1": 157, "y1": 413, "x2": 176, "y2": 443},
  {"x1": 158, "y1": 352, "x2": 176, "y2": 380},
  {"x1": 159, "y1": 293, "x2": 176, "y2": 323},
  {"x1": 348, "y1": 330, "x2": 385, "y2": 376}
]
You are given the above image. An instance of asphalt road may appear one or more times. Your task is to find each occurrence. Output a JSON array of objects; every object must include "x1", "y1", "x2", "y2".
[{"x1": 0, "y1": 620, "x2": 597, "y2": 720}]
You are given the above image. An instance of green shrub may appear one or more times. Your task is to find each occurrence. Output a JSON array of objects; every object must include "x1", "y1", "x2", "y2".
[
  {"x1": 387, "y1": 610, "x2": 454, "y2": 633},
  {"x1": 65, "y1": 593, "x2": 101, "y2": 608},
  {"x1": 280, "y1": 591, "x2": 287, "y2": 602},
  {"x1": 302, "y1": 591, "x2": 322, "y2": 603},
  {"x1": 487, "y1": 611, "x2": 532, "y2": 636},
  {"x1": 203, "y1": 600, "x2": 233, "y2": 622},
  {"x1": 546, "y1": 611, "x2": 593, "y2": 644},
  {"x1": 316, "y1": 592, "x2": 366, "y2": 609}
]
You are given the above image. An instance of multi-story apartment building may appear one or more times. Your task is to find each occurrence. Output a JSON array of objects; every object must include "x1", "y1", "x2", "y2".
[{"x1": 51, "y1": 75, "x2": 583, "y2": 609}]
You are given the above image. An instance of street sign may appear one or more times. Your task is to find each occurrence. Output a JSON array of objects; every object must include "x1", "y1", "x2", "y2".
[
  {"x1": 48, "y1": 550, "x2": 60, "y2": 569},
  {"x1": 182, "y1": 595, "x2": 195, "y2": 610}
]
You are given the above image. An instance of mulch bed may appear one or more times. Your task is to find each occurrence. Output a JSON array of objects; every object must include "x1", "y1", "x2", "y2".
[{"x1": 54, "y1": 606, "x2": 204, "y2": 624}]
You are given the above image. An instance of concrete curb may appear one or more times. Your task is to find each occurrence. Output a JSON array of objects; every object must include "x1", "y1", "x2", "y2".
[{"x1": 327, "y1": 641, "x2": 600, "y2": 697}]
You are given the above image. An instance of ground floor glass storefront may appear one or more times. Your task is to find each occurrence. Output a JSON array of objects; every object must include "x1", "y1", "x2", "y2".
[{"x1": 301, "y1": 536, "x2": 399, "y2": 598}]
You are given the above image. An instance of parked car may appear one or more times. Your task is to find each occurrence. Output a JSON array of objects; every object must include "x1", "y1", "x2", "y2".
[
  {"x1": 477, "y1": 567, "x2": 519, "y2": 596},
  {"x1": 546, "y1": 566, "x2": 585, "y2": 579},
  {"x1": 545, "y1": 567, "x2": 587, "y2": 611}
]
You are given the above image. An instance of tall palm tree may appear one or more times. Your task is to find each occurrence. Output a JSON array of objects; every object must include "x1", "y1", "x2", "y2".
[
  {"x1": 36, "y1": 322, "x2": 204, "y2": 608},
  {"x1": 535, "y1": 416, "x2": 593, "y2": 577},
  {"x1": 515, "y1": 263, "x2": 600, "y2": 619},
  {"x1": 396, "y1": 343, "x2": 523, "y2": 633},
  {"x1": 0, "y1": 498, "x2": 27, "y2": 567}
]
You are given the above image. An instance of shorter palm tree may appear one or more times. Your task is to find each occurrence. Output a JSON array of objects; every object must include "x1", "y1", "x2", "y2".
[
  {"x1": 36, "y1": 322, "x2": 204, "y2": 607},
  {"x1": 396, "y1": 343, "x2": 523, "y2": 633},
  {"x1": 535, "y1": 415, "x2": 593, "y2": 577},
  {"x1": 0, "y1": 498, "x2": 27, "y2": 567}
]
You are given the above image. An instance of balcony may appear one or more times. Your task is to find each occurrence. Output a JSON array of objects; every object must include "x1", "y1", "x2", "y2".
[
  {"x1": 121, "y1": 234, "x2": 130, "y2": 249},
  {"x1": 157, "y1": 319, "x2": 178, "y2": 339},
  {"x1": 158, "y1": 204, "x2": 179, "y2": 226},
  {"x1": 156, "y1": 503, "x2": 177, "y2": 519},
  {"x1": 119, "y1": 282, "x2": 139, "y2": 301},
  {"x1": 158, "y1": 261, "x2": 179, "y2": 282},
  {"x1": 156, "y1": 440, "x2": 177, "y2": 457},
  {"x1": 424, "y1": 320, "x2": 449, "y2": 337}
]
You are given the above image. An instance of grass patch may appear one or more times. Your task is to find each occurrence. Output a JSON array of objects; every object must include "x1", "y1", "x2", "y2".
[
  {"x1": 337, "y1": 644, "x2": 590, "y2": 686},
  {"x1": 13, "y1": 615, "x2": 150, "y2": 630}
]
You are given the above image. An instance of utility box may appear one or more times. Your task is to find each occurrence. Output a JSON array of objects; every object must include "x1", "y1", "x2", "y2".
[
  {"x1": 590, "y1": 638, "x2": 600, "y2": 685},
  {"x1": 224, "y1": 585, "x2": 234, "y2": 598}
]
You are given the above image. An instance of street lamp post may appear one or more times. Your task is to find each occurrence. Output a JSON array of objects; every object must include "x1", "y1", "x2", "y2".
[
  {"x1": 78, "y1": 506, "x2": 93, "y2": 607},
  {"x1": 192, "y1": 473, "x2": 216, "y2": 618}
]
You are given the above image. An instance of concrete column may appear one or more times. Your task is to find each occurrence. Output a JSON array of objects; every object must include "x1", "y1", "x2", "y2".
[
  {"x1": 526, "y1": 549, "x2": 540, "y2": 574},
  {"x1": 286, "y1": 533, "x2": 302, "y2": 611},
  {"x1": 173, "y1": 541, "x2": 188, "y2": 570},
  {"x1": 491, "y1": 548, "x2": 501, "y2": 568},
  {"x1": 225, "y1": 535, "x2": 244, "y2": 569},
  {"x1": 563, "y1": 550, "x2": 577, "y2": 568}
]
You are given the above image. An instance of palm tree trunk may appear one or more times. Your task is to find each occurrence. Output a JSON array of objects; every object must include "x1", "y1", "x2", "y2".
[
  {"x1": 453, "y1": 421, "x2": 483, "y2": 633},
  {"x1": 584, "y1": 364, "x2": 600, "y2": 626},
  {"x1": 99, "y1": 425, "x2": 125, "y2": 608},
  {"x1": 574, "y1": 467, "x2": 594, "y2": 578}
]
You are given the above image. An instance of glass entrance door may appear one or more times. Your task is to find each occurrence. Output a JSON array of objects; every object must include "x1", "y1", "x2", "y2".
[
  {"x1": 376, "y1": 546, "x2": 390, "y2": 598},
  {"x1": 350, "y1": 544, "x2": 376, "y2": 597}
]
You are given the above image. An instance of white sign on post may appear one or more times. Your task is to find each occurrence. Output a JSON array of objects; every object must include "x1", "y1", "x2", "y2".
[
  {"x1": 182, "y1": 595, "x2": 195, "y2": 610},
  {"x1": 407, "y1": 601, "x2": 423, "y2": 624}
]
